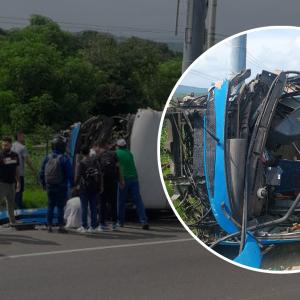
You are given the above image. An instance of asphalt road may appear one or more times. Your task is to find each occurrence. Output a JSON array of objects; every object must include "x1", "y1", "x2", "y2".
[{"x1": 0, "y1": 217, "x2": 300, "y2": 300}]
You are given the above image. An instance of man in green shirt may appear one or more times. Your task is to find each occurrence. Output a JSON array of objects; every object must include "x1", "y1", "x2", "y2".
[{"x1": 116, "y1": 138, "x2": 149, "y2": 230}]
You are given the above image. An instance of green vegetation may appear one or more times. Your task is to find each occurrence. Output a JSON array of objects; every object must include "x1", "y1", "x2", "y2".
[
  {"x1": 0, "y1": 15, "x2": 182, "y2": 208},
  {"x1": 160, "y1": 122, "x2": 173, "y2": 196},
  {"x1": 0, "y1": 15, "x2": 182, "y2": 136},
  {"x1": 23, "y1": 142, "x2": 48, "y2": 208},
  {"x1": 160, "y1": 121, "x2": 205, "y2": 237},
  {"x1": 23, "y1": 189, "x2": 47, "y2": 209},
  {"x1": 173, "y1": 195, "x2": 204, "y2": 232}
]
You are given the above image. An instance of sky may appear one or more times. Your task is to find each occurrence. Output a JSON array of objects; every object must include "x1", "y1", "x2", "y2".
[
  {"x1": 1, "y1": 1, "x2": 300, "y2": 89},
  {"x1": 0, "y1": 0, "x2": 185, "y2": 43},
  {"x1": 180, "y1": 27, "x2": 300, "y2": 88},
  {"x1": 1, "y1": 0, "x2": 300, "y2": 42}
]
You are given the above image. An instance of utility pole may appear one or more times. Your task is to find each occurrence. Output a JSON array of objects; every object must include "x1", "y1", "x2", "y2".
[
  {"x1": 207, "y1": 0, "x2": 218, "y2": 48},
  {"x1": 182, "y1": 0, "x2": 208, "y2": 73},
  {"x1": 173, "y1": 0, "x2": 208, "y2": 178},
  {"x1": 229, "y1": 34, "x2": 247, "y2": 78},
  {"x1": 175, "y1": 0, "x2": 180, "y2": 36}
]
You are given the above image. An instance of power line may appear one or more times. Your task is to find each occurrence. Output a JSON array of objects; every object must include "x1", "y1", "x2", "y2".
[
  {"x1": 247, "y1": 57, "x2": 263, "y2": 70},
  {"x1": 189, "y1": 69, "x2": 220, "y2": 81},
  {"x1": 0, "y1": 20, "x2": 185, "y2": 45},
  {"x1": 0, "y1": 20, "x2": 28, "y2": 26},
  {"x1": 0, "y1": 15, "x2": 232, "y2": 44},
  {"x1": 247, "y1": 50, "x2": 273, "y2": 70},
  {"x1": 0, "y1": 15, "x2": 185, "y2": 35}
]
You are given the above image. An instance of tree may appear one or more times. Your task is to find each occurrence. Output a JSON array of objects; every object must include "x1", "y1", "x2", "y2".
[
  {"x1": 154, "y1": 57, "x2": 182, "y2": 109},
  {"x1": 0, "y1": 14, "x2": 182, "y2": 134}
]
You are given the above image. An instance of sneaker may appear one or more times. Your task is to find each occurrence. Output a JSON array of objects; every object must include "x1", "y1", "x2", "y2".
[
  {"x1": 87, "y1": 227, "x2": 97, "y2": 234},
  {"x1": 98, "y1": 224, "x2": 110, "y2": 231},
  {"x1": 142, "y1": 223, "x2": 149, "y2": 230},
  {"x1": 103, "y1": 223, "x2": 110, "y2": 229},
  {"x1": 112, "y1": 223, "x2": 118, "y2": 231},
  {"x1": 77, "y1": 226, "x2": 87, "y2": 233},
  {"x1": 116, "y1": 222, "x2": 124, "y2": 228},
  {"x1": 96, "y1": 226, "x2": 104, "y2": 232},
  {"x1": 58, "y1": 227, "x2": 68, "y2": 234}
]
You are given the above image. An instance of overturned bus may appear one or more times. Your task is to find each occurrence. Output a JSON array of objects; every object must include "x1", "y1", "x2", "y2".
[
  {"x1": 169, "y1": 70, "x2": 300, "y2": 269},
  {"x1": 0, "y1": 109, "x2": 168, "y2": 226},
  {"x1": 68, "y1": 108, "x2": 168, "y2": 210}
]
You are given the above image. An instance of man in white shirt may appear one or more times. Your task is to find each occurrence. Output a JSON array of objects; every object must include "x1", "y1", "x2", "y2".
[{"x1": 12, "y1": 132, "x2": 36, "y2": 209}]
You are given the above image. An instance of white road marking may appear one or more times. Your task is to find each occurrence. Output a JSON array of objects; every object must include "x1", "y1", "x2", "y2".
[{"x1": 0, "y1": 238, "x2": 194, "y2": 260}]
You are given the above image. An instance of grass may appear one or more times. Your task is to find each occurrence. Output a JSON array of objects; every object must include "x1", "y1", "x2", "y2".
[
  {"x1": 173, "y1": 196, "x2": 203, "y2": 225},
  {"x1": 23, "y1": 142, "x2": 48, "y2": 208},
  {"x1": 160, "y1": 123, "x2": 174, "y2": 196},
  {"x1": 160, "y1": 121, "x2": 207, "y2": 237},
  {"x1": 23, "y1": 188, "x2": 47, "y2": 208}
]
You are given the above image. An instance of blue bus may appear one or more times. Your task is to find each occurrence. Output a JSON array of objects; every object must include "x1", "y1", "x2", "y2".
[{"x1": 202, "y1": 70, "x2": 300, "y2": 268}]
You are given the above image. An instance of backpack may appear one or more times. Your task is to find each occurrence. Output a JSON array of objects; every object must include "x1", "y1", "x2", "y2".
[
  {"x1": 81, "y1": 159, "x2": 103, "y2": 193},
  {"x1": 99, "y1": 151, "x2": 117, "y2": 178},
  {"x1": 45, "y1": 154, "x2": 64, "y2": 185}
]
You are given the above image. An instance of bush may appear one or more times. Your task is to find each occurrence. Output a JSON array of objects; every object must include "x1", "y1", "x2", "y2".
[
  {"x1": 23, "y1": 188, "x2": 47, "y2": 208},
  {"x1": 23, "y1": 137, "x2": 48, "y2": 208}
]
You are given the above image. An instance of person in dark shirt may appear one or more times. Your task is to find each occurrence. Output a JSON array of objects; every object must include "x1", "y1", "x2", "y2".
[
  {"x1": 0, "y1": 136, "x2": 20, "y2": 225},
  {"x1": 39, "y1": 136, "x2": 74, "y2": 233},
  {"x1": 97, "y1": 142, "x2": 121, "y2": 231},
  {"x1": 75, "y1": 145, "x2": 101, "y2": 233}
]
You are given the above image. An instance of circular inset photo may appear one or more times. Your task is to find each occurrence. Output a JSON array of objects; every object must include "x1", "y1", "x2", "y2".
[{"x1": 159, "y1": 26, "x2": 300, "y2": 272}]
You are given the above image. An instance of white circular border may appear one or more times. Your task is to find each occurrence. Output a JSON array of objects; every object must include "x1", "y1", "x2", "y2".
[{"x1": 157, "y1": 25, "x2": 300, "y2": 275}]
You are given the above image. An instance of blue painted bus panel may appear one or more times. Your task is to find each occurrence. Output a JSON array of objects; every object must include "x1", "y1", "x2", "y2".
[
  {"x1": 0, "y1": 208, "x2": 58, "y2": 225},
  {"x1": 204, "y1": 80, "x2": 238, "y2": 234},
  {"x1": 204, "y1": 80, "x2": 262, "y2": 268},
  {"x1": 234, "y1": 234, "x2": 262, "y2": 268},
  {"x1": 69, "y1": 123, "x2": 81, "y2": 166}
]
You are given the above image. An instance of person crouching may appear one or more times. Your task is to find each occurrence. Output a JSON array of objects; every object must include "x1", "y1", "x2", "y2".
[{"x1": 75, "y1": 146, "x2": 103, "y2": 233}]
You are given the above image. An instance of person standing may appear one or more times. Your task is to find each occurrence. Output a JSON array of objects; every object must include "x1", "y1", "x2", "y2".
[
  {"x1": 12, "y1": 132, "x2": 36, "y2": 209},
  {"x1": 89, "y1": 142, "x2": 99, "y2": 157},
  {"x1": 97, "y1": 142, "x2": 120, "y2": 231},
  {"x1": 39, "y1": 136, "x2": 73, "y2": 233},
  {"x1": 116, "y1": 138, "x2": 149, "y2": 230},
  {"x1": 75, "y1": 146, "x2": 102, "y2": 233},
  {"x1": 0, "y1": 136, "x2": 20, "y2": 226}
]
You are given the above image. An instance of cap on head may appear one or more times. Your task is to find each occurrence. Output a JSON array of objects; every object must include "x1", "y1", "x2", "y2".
[
  {"x1": 51, "y1": 135, "x2": 67, "y2": 153},
  {"x1": 116, "y1": 139, "x2": 126, "y2": 147}
]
